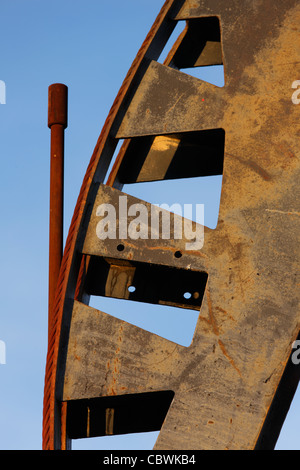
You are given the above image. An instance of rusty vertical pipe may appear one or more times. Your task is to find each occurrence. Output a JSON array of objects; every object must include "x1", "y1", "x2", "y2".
[{"x1": 48, "y1": 83, "x2": 68, "y2": 341}]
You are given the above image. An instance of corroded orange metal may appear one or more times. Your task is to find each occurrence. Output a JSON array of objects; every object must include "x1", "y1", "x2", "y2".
[{"x1": 48, "y1": 84, "x2": 68, "y2": 342}]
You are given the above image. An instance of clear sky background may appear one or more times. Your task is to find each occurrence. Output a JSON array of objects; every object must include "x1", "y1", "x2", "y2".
[{"x1": 0, "y1": 0, "x2": 299, "y2": 451}]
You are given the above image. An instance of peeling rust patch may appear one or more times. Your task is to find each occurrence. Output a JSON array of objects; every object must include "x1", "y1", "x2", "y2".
[
  {"x1": 218, "y1": 339, "x2": 241, "y2": 378},
  {"x1": 225, "y1": 152, "x2": 271, "y2": 181}
]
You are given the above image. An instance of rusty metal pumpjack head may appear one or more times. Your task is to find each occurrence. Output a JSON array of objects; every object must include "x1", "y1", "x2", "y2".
[{"x1": 43, "y1": 0, "x2": 300, "y2": 450}]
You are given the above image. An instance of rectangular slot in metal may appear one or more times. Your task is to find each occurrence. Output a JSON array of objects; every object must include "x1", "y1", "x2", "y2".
[
  {"x1": 67, "y1": 391, "x2": 175, "y2": 440},
  {"x1": 84, "y1": 256, "x2": 208, "y2": 311}
]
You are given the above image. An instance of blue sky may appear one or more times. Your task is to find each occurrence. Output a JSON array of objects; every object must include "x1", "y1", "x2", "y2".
[{"x1": 0, "y1": 0, "x2": 298, "y2": 450}]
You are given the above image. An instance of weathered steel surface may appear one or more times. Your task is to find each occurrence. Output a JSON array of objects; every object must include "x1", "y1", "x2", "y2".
[
  {"x1": 82, "y1": 184, "x2": 206, "y2": 271},
  {"x1": 43, "y1": 0, "x2": 300, "y2": 450},
  {"x1": 116, "y1": 60, "x2": 224, "y2": 137}
]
